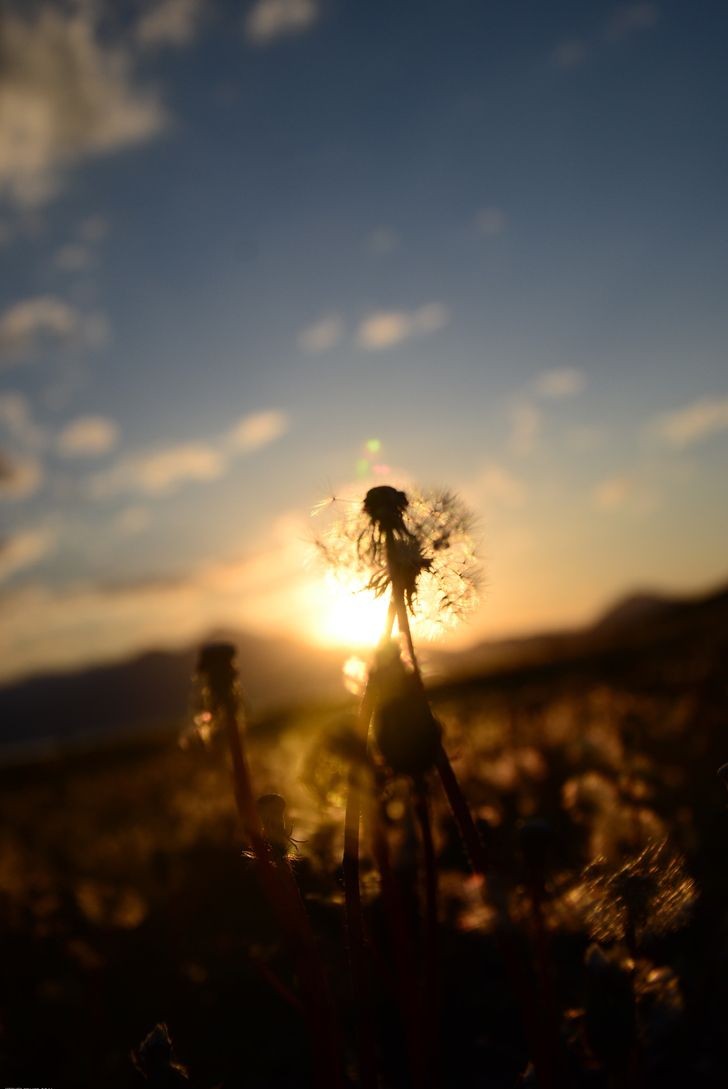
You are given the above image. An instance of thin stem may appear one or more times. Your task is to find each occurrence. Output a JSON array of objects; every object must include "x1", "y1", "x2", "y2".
[
  {"x1": 221, "y1": 696, "x2": 342, "y2": 1089},
  {"x1": 368, "y1": 791, "x2": 428, "y2": 1089},
  {"x1": 341, "y1": 602, "x2": 396, "y2": 1089},
  {"x1": 413, "y1": 782, "x2": 439, "y2": 1084}
]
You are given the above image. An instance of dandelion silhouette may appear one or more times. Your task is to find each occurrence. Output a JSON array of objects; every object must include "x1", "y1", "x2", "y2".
[
  {"x1": 580, "y1": 840, "x2": 696, "y2": 950},
  {"x1": 316, "y1": 484, "x2": 479, "y2": 637}
]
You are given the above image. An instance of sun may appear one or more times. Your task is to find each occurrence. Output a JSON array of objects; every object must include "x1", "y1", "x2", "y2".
[{"x1": 313, "y1": 571, "x2": 390, "y2": 648}]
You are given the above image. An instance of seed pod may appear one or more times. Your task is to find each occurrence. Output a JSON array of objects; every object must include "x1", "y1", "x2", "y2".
[{"x1": 372, "y1": 653, "x2": 441, "y2": 776}]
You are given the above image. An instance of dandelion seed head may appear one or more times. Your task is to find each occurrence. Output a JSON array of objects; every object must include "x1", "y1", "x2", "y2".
[
  {"x1": 315, "y1": 484, "x2": 480, "y2": 637},
  {"x1": 579, "y1": 840, "x2": 696, "y2": 945}
]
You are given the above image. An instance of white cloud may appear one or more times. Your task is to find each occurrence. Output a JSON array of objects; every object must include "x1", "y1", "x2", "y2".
[
  {"x1": 54, "y1": 243, "x2": 93, "y2": 272},
  {"x1": 114, "y1": 506, "x2": 151, "y2": 536},
  {"x1": 89, "y1": 442, "x2": 225, "y2": 498},
  {"x1": 245, "y1": 0, "x2": 320, "y2": 45},
  {"x1": 0, "y1": 296, "x2": 107, "y2": 365},
  {"x1": 136, "y1": 0, "x2": 203, "y2": 48},
  {"x1": 476, "y1": 464, "x2": 527, "y2": 509},
  {"x1": 653, "y1": 396, "x2": 728, "y2": 448},
  {"x1": 0, "y1": 527, "x2": 55, "y2": 583},
  {"x1": 534, "y1": 367, "x2": 586, "y2": 399},
  {"x1": 367, "y1": 227, "x2": 400, "y2": 255},
  {"x1": 551, "y1": 39, "x2": 590, "y2": 68},
  {"x1": 228, "y1": 409, "x2": 289, "y2": 452},
  {"x1": 357, "y1": 303, "x2": 450, "y2": 350},
  {"x1": 0, "y1": 451, "x2": 43, "y2": 500},
  {"x1": 593, "y1": 475, "x2": 631, "y2": 510},
  {"x1": 58, "y1": 415, "x2": 119, "y2": 458},
  {"x1": 0, "y1": 6, "x2": 165, "y2": 208},
  {"x1": 297, "y1": 315, "x2": 344, "y2": 354},
  {"x1": 605, "y1": 3, "x2": 659, "y2": 41},
  {"x1": 508, "y1": 402, "x2": 541, "y2": 456},
  {"x1": 0, "y1": 392, "x2": 46, "y2": 448},
  {"x1": 79, "y1": 215, "x2": 109, "y2": 243},
  {"x1": 475, "y1": 206, "x2": 508, "y2": 237}
]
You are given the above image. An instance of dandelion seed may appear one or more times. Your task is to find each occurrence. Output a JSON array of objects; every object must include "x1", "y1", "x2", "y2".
[
  {"x1": 579, "y1": 840, "x2": 696, "y2": 948},
  {"x1": 315, "y1": 484, "x2": 480, "y2": 637}
]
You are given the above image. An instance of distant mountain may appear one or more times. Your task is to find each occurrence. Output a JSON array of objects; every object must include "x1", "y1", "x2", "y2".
[
  {"x1": 0, "y1": 632, "x2": 347, "y2": 750},
  {"x1": 2, "y1": 582, "x2": 727, "y2": 753},
  {"x1": 428, "y1": 582, "x2": 728, "y2": 682}
]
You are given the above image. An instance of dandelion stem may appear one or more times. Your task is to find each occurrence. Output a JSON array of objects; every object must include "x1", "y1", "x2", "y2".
[
  {"x1": 211, "y1": 671, "x2": 342, "y2": 1089},
  {"x1": 413, "y1": 782, "x2": 439, "y2": 1083}
]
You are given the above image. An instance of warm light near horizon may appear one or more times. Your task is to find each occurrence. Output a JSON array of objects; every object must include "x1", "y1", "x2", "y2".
[{"x1": 313, "y1": 572, "x2": 390, "y2": 648}]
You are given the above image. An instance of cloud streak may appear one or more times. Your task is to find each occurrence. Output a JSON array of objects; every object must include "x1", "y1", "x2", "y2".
[
  {"x1": 357, "y1": 303, "x2": 450, "y2": 350},
  {"x1": 0, "y1": 296, "x2": 107, "y2": 365},
  {"x1": 0, "y1": 6, "x2": 166, "y2": 208},
  {"x1": 653, "y1": 396, "x2": 728, "y2": 448},
  {"x1": 245, "y1": 0, "x2": 320, "y2": 45}
]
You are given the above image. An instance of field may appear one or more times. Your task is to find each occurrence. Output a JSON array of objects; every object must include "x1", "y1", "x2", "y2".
[{"x1": 1, "y1": 598, "x2": 727, "y2": 1088}]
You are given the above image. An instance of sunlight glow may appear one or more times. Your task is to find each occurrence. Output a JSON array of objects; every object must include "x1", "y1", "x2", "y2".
[{"x1": 314, "y1": 572, "x2": 390, "y2": 648}]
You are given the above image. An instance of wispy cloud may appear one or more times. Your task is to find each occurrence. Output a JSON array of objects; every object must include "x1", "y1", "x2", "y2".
[
  {"x1": 227, "y1": 409, "x2": 289, "y2": 451},
  {"x1": 89, "y1": 442, "x2": 225, "y2": 498},
  {"x1": 297, "y1": 315, "x2": 344, "y2": 354},
  {"x1": 0, "y1": 527, "x2": 55, "y2": 584},
  {"x1": 245, "y1": 0, "x2": 320, "y2": 45},
  {"x1": 534, "y1": 367, "x2": 586, "y2": 399},
  {"x1": 552, "y1": 4, "x2": 659, "y2": 69},
  {"x1": 476, "y1": 464, "x2": 527, "y2": 508},
  {"x1": 0, "y1": 452, "x2": 43, "y2": 501},
  {"x1": 89, "y1": 408, "x2": 289, "y2": 498},
  {"x1": 113, "y1": 506, "x2": 151, "y2": 536},
  {"x1": 0, "y1": 296, "x2": 107, "y2": 365},
  {"x1": 508, "y1": 402, "x2": 541, "y2": 456},
  {"x1": 0, "y1": 6, "x2": 166, "y2": 208},
  {"x1": 136, "y1": 0, "x2": 204, "y2": 49},
  {"x1": 550, "y1": 39, "x2": 590, "y2": 69},
  {"x1": 58, "y1": 416, "x2": 119, "y2": 458},
  {"x1": 652, "y1": 396, "x2": 728, "y2": 448},
  {"x1": 475, "y1": 206, "x2": 508, "y2": 237},
  {"x1": 357, "y1": 303, "x2": 450, "y2": 350},
  {"x1": 0, "y1": 392, "x2": 46, "y2": 449},
  {"x1": 593, "y1": 475, "x2": 631, "y2": 511},
  {"x1": 605, "y1": 3, "x2": 659, "y2": 41},
  {"x1": 366, "y1": 227, "x2": 400, "y2": 255}
]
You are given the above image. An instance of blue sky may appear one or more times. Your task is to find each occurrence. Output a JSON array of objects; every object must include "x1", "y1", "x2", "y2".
[{"x1": 1, "y1": 0, "x2": 727, "y2": 680}]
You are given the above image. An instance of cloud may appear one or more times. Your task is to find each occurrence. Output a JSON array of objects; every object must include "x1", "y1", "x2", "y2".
[
  {"x1": 593, "y1": 475, "x2": 631, "y2": 511},
  {"x1": 245, "y1": 0, "x2": 320, "y2": 45},
  {"x1": 508, "y1": 402, "x2": 541, "y2": 456},
  {"x1": 0, "y1": 527, "x2": 55, "y2": 583},
  {"x1": 79, "y1": 215, "x2": 109, "y2": 243},
  {"x1": 0, "y1": 451, "x2": 43, "y2": 500},
  {"x1": 58, "y1": 415, "x2": 119, "y2": 458},
  {"x1": 367, "y1": 227, "x2": 400, "y2": 255},
  {"x1": 551, "y1": 39, "x2": 590, "y2": 69},
  {"x1": 0, "y1": 392, "x2": 46, "y2": 448},
  {"x1": 136, "y1": 0, "x2": 203, "y2": 48},
  {"x1": 534, "y1": 367, "x2": 586, "y2": 399},
  {"x1": 228, "y1": 409, "x2": 289, "y2": 451},
  {"x1": 0, "y1": 296, "x2": 107, "y2": 365},
  {"x1": 652, "y1": 396, "x2": 728, "y2": 448},
  {"x1": 0, "y1": 514, "x2": 313, "y2": 681},
  {"x1": 476, "y1": 464, "x2": 527, "y2": 509},
  {"x1": 89, "y1": 442, "x2": 225, "y2": 498},
  {"x1": 0, "y1": 6, "x2": 165, "y2": 208},
  {"x1": 605, "y1": 3, "x2": 659, "y2": 41},
  {"x1": 297, "y1": 315, "x2": 344, "y2": 354},
  {"x1": 475, "y1": 207, "x2": 508, "y2": 237},
  {"x1": 357, "y1": 303, "x2": 450, "y2": 350},
  {"x1": 114, "y1": 506, "x2": 151, "y2": 536},
  {"x1": 53, "y1": 243, "x2": 93, "y2": 272}
]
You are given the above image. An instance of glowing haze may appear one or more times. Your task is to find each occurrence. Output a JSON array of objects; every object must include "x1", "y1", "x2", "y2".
[{"x1": 1, "y1": 1, "x2": 727, "y2": 683}]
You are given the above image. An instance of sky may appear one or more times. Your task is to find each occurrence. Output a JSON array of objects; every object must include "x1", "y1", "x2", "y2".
[{"x1": 1, "y1": 0, "x2": 727, "y2": 682}]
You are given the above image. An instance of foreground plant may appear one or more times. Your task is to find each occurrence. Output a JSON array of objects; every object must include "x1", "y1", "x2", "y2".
[{"x1": 318, "y1": 485, "x2": 561, "y2": 1088}]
